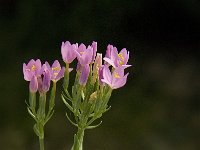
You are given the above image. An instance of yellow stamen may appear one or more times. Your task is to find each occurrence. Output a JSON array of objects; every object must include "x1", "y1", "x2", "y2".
[
  {"x1": 118, "y1": 53, "x2": 124, "y2": 61},
  {"x1": 52, "y1": 67, "x2": 60, "y2": 71},
  {"x1": 114, "y1": 72, "x2": 120, "y2": 78},
  {"x1": 31, "y1": 65, "x2": 36, "y2": 71},
  {"x1": 54, "y1": 72, "x2": 58, "y2": 77},
  {"x1": 119, "y1": 60, "x2": 124, "y2": 65},
  {"x1": 80, "y1": 51, "x2": 85, "y2": 54}
]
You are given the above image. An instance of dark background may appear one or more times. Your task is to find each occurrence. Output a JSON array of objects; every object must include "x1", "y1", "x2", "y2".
[{"x1": 0, "y1": 0, "x2": 200, "y2": 150}]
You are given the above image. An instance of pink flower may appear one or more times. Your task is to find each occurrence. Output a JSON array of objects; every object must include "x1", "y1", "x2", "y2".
[
  {"x1": 45, "y1": 60, "x2": 69, "y2": 82},
  {"x1": 101, "y1": 65, "x2": 129, "y2": 89},
  {"x1": 76, "y1": 44, "x2": 93, "y2": 66},
  {"x1": 104, "y1": 45, "x2": 131, "y2": 68},
  {"x1": 23, "y1": 59, "x2": 42, "y2": 81},
  {"x1": 61, "y1": 41, "x2": 78, "y2": 63}
]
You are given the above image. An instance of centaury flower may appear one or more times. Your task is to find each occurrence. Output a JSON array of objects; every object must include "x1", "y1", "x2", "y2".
[
  {"x1": 76, "y1": 44, "x2": 93, "y2": 66},
  {"x1": 101, "y1": 65, "x2": 129, "y2": 89},
  {"x1": 45, "y1": 60, "x2": 67, "y2": 82},
  {"x1": 61, "y1": 41, "x2": 78, "y2": 64},
  {"x1": 104, "y1": 45, "x2": 131, "y2": 68},
  {"x1": 23, "y1": 59, "x2": 42, "y2": 81}
]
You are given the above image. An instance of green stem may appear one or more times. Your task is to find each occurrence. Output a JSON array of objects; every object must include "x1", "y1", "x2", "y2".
[
  {"x1": 38, "y1": 93, "x2": 46, "y2": 121},
  {"x1": 39, "y1": 137, "x2": 44, "y2": 150},
  {"x1": 63, "y1": 63, "x2": 69, "y2": 91},
  {"x1": 49, "y1": 82, "x2": 56, "y2": 112},
  {"x1": 72, "y1": 128, "x2": 85, "y2": 150},
  {"x1": 29, "y1": 92, "x2": 36, "y2": 114}
]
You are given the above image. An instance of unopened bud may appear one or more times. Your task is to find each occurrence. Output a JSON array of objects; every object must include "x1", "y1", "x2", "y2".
[
  {"x1": 89, "y1": 91, "x2": 97, "y2": 103},
  {"x1": 92, "y1": 53, "x2": 102, "y2": 83}
]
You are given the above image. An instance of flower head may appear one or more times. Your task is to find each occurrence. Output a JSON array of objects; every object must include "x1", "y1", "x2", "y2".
[
  {"x1": 104, "y1": 45, "x2": 131, "y2": 68},
  {"x1": 61, "y1": 41, "x2": 78, "y2": 63},
  {"x1": 23, "y1": 59, "x2": 42, "y2": 81},
  {"x1": 45, "y1": 60, "x2": 68, "y2": 82},
  {"x1": 76, "y1": 44, "x2": 93, "y2": 66},
  {"x1": 101, "y1": 65, "x2": 129, "y2": 89}
]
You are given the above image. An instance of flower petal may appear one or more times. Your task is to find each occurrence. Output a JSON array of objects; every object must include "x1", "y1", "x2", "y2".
[
  {"x1": 29, "y1": 76, "x2": 38, "y2": 93},
  {"x1": 102, "y1": 65, "x2": 112, "y2": 84},
  {"x1": 54, "y1": 67, "x2": 65, "y2": 82},
  {"x1": 79, "y1": 65, "x2": 90, "y2": 85},
  {"x1": 103, "y1": 57, "x2": 116, "y2": 68},
  {"x1": 42, "y1": 71, "x2": 51, "y2": 92},
  {"x1": 112, "y1": 73, "x2": 129, "y2": 89},
  {"x1": 23, "y1": 63, "x2": 33, "y2": 81}
]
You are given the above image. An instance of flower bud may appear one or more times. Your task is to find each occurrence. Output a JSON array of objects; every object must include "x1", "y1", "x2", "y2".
[
  {"x1": 29, "y1": 76, "x2": 38, "y2": 93},
  {"x1": 89, "y1": 91, "x2": 97, "y2": 104},
  {"x1": 79, "y1": 65, "x2": 90, "y2": 85},
  {"x1": 92, "y1": 53, "x2": 102, "y2": 83}
]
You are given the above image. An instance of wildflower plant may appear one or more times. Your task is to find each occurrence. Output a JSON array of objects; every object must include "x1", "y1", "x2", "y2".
[
  {"x1": 61, "y1": 41, "x2": 131, "y2": 150},
  {"x1": 23, "y1": 59, "x2": 65, "y2": 150},
  {"x1": 23, "y1": 41, "x2": 131, "y2": 150}
]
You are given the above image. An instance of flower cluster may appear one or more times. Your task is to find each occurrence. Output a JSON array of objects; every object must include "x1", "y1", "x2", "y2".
[
  {"x1": 23, "y1": 41, "x2": 131, "y2": 150},
  {"x1": 61, "y1": 41, "x2": 131, "y2": 149},
  {"x1": 61, "y1": 41, "x2": 131, "y2": 88},
  {"x1": 23, "y1": 60, "x2": 66, "y2": 93}
]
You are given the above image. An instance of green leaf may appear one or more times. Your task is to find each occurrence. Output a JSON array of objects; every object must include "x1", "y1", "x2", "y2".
[
  {"x1": 25, "y1": 99, "x2": 30, "y2": 107},
  {"x1": 33, "y1": 124, "x2": 40, "y2": 137},
  {"x1": 62, "y1": 92, "x2": 72, "y2": 101},
  {"x1": 62, "y1": 94, "x2": 74, "y2": 112},
  {"x1": 27, "y1": 107, "x2": 37, "y2": 121},
  {"x1": 66, "y1": 112, "x2": 78, "y2": 127},
  {"x1": 44, "y1": 110, "x2": 54, "y2": 124},
  {"x1": 104, "y1": 105, "x2": 111, "y2": 113},
  {"x1": 86, "y1": 121, "x2": 102, "y2": 129}
]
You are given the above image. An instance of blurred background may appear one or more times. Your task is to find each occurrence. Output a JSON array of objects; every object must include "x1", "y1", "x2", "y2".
[{"x1": 0, "y1": 0, "x2": 200, "y2": 150}]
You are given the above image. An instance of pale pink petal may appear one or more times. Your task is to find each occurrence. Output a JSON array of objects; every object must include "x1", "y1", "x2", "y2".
[
  {"x1": 103, "y1": 57, "x2": 116, "y2": 68},
  {"x1": 102, "y1": 65, "x2": 112, "y2": 84}
]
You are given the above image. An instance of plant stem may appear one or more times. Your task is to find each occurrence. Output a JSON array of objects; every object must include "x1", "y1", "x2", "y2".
[
  {"x1": 39, "y1": 137, "x2": 44, "y2": 150},
  {"x1": 72, "y1": 128, "x2": 85, "y2": 150},
  {"x1": 63, "y1": 63, "x2": 69, "y2": 91}
]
